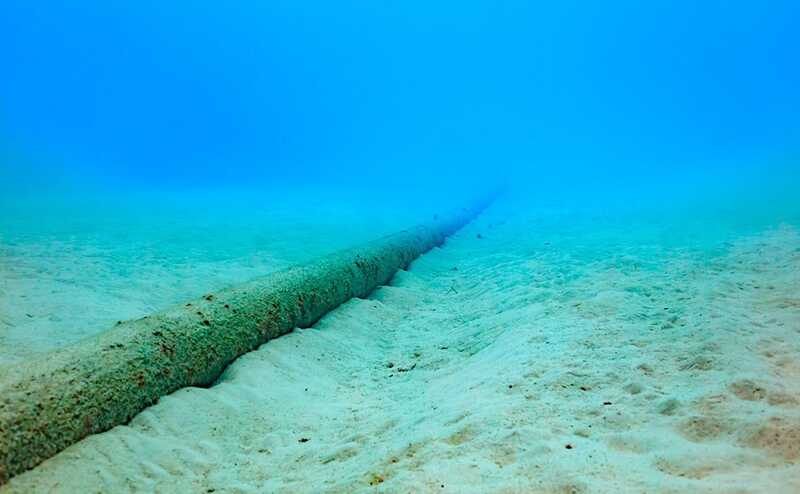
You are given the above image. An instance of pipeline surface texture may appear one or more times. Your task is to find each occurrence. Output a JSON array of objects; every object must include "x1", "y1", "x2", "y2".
[{"x1": 0, "y1": 195, "x2": 494, "y2": 483}]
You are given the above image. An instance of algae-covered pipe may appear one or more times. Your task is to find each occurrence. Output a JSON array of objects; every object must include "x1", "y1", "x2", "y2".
[{"x1": 0, "y1": 194, "x2": 495, "y2": 483}]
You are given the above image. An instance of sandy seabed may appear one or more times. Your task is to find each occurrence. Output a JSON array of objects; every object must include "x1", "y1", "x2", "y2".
[
  {"x1": 2, "y1": 194, "x2": 799, "y2": 493},
  {"x1": 0, "y1": 191, "x2": 423, "y2": 366}
]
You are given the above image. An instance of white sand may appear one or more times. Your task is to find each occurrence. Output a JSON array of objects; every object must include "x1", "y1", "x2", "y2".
[
  {"x1": 0, "y1": 189, "x2": 432, "y2": 366},
  {"x1": 3, "y1": 195, "x2": 800, "y2": 492}
]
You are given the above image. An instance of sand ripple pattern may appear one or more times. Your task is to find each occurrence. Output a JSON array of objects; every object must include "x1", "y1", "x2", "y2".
[{"x1": 4, "y1": 200, "x2": 800, "y2": 493}]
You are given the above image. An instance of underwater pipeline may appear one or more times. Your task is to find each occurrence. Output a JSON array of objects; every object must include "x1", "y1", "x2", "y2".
[{"x1": 0, "y1": 193, "x2": 496, "y2": 483}]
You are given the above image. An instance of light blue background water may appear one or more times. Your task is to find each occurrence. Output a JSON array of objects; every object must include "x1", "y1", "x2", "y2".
[{"x1": 1, "y1": 1, "x2": 798, "y2": 204}]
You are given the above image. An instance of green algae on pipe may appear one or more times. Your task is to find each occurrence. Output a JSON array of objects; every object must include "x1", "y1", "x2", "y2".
[{"x1": 0, "y1": 194, "x2": 495, "y2": 484}]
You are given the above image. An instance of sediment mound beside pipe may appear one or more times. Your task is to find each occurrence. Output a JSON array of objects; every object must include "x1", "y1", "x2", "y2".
[{"x1": 0, "y1": 194, "x2": 495, "y2": 484}]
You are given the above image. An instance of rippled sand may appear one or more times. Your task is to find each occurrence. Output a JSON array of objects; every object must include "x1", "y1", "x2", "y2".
[{"x1": 3, "y1": 195, "x2": 799, "y2": 492}]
